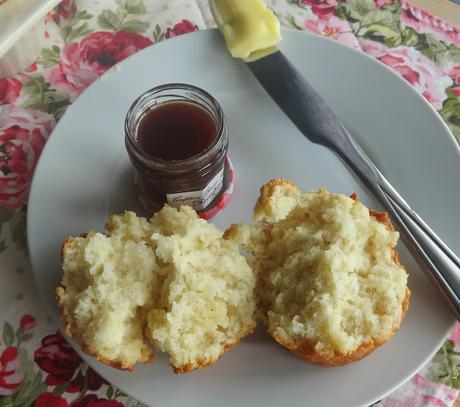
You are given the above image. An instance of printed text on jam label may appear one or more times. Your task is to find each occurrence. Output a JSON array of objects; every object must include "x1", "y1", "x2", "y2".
[{"x1": 167, "y1": 167, "x2": 224, "y2": 211}]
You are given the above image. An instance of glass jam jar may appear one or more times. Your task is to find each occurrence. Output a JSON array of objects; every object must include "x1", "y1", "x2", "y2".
[{"x1": 125, "y1": 83, "x2": 230, "y2": 216}]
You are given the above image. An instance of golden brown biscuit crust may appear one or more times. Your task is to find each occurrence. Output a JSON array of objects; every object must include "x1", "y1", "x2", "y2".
[
  {"x1": 270, "y1": 289, "x2": 410, "y2": 366},
  {"x1": 252, "y1": 180, "x2": 410, "y2": 367},
  {"x1": 56, "y1": 181, "x2": 409, "y2": 371},
  {"x1": 58, "y1": 213, "x2": 255, "y2": 373},
  {"x1": 56, "y1": 287, "x2": 153, "y2": 371},
  {"x1": 253, "y1": 178, "x2": 300, "y2": 223},
  {"x1": 172, "y1": 324, "x2": 256, "y2": 374}
]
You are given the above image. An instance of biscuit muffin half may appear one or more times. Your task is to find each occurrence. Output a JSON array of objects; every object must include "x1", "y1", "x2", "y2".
[
  {"x1": 57, "y1": 206, "x2": 256, "y2": 373},
  {"x1": 145, "y1": 206, "x2": 256, "y2": 373},
  {"x1": 56, "y1": 212, "x2": 157, "y2": 370},
  {"x1": 225, "y1": 179, "x2": 410, "y2": 366}
]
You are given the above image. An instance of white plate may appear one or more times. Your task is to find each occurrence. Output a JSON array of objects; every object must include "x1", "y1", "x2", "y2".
[{"x1": 28, "y1": 28, "x2": 460, "y2": 407}]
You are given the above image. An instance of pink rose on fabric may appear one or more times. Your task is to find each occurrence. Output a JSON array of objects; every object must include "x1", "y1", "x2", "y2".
[
  {"x1": 0, "y1": 106, "x2": 54, "y2": 211},
  {"x1": 448, "y1": 322, "x2": 460, "y2": 347},
  {"x1": 448, "y1": 66, "x2": 460, "y2": 96},
  {"x1": 34, "y1": 331, "x2": 106, "y2": 393},
  {"x1": 165, "y1": 19, "x2": 199, "y2": 39},
  {"x1": 34, "y1": 392, "x2": 70, "y2": 407},
  {"x1": 80, "y1": 31, "x2": 152, "y2": 67},
  {"x1": 378, "y1": 53, "x2": 420, "y2": 85},
  {"x1": 449, "y1": 66, "x2": 460, "y2": 85},
  {"x1": 304, "y1": 15, "x2": 360, "y2": 49},
  {"x1": 0, "y1": 78, "x2": 22, "y2": 105},
  {"x1": 64, "y1": 367, "x2": 107, "y2": 393},
  {"x1": 401, "y1": 0, "x2": 460, "y2": 48},
  {"x1": 34, "y1": 331, "x2": 82, "y2": 386},
  {"x1": 378, "y1": 374, "x2": 458, "y2": 406},
  {"x1": 0, "y1": 347, "x2": 24, "y2": 396},
  {"x1": 375, "y1": 0, "x2": 395, "y2": 8},
  {"x1": 25, "y1": 63, "x2": 38, "y2": 73},
  {"x1": 302, "y1": 0, "x2": 337, "y2": 19},
  {"x1": 19, "y1": 314, "x2": 36, "y2": 332},
  {"x1": 45, "y1": 41, "x2": 103, "y2": 101},
  {"x1": 46, "y1": 31, "x2": 152, "y2": 101},
  {"x1": 361, "y1": 40, "x2": 452, "y2": 109}
]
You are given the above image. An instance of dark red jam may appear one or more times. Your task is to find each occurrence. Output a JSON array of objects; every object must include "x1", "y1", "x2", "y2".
[
  {"x1": 125, "y1": 84, "x2": 230, "y2": 216},
  {"x1": 136, "y1": 101, "x2": 217, "y2": 161}
]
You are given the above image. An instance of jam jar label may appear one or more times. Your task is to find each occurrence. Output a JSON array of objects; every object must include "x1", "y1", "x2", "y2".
[{"x1": 166, "y1": 167, "x2": 224, "y2": 211}]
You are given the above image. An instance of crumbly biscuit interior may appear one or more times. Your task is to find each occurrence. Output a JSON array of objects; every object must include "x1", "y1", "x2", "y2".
[
  {"x1": 146, "y1": 206, "x2": 256, "y2": 371},
  {"x1": 59, "y1": 212, "x2": 157, "y2": 368},
  {"x1": 59, "y1": 207, "x2": 256, "y2": 372},
  {"x1": 59, "y1": 181, "x2": 408, "y2": 369},
  {"x1": 230, "y1": 186, "x2": 408, "y2": 356}
]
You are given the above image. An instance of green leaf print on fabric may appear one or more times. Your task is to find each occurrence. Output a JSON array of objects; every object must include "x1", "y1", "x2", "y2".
[
  {"x1": 67, "y1": 22, "x2": 93, "y2": 42},
  {"x1": 334, "y1": 0, "x2": 377, "y2": 23},
  {"x1": 153, "y1": 24, "x2": 165, "y2": 42},
  {"x1": 120, "y1": 19, "x2": 150, "y2": 33},
  {"x1": 98, "y1": 0, "x2": 150, "y2": 33},
  {"x1": 286, "y1": 15, "x2": 302, "y2": 30},
  {"x1": 336, "y1": 1, "x2": 403, "y2": 47},
  {"x1": 76, "y1": 10, "x2": 93, "y2": 20},
  {"x1": 9, "y1": 206, "x2": 27, "y2": 255},
  {"x1": 426, "y1": 339, "x2": 460, "y2": 389},
  {"x1": 362, "y1": 22, "x2": 401, "y2": 47},
  {"x1": 0, "y1": 207, "x2": 14, "y2": 255},
  {"x1": 416, "y1": 34, "x2": 460, "y2": 69},
  {"x1": 10, "y1": 370, "x2": 46, "y2": 407},
  {"x1": 360, "y1": 10, "x2": 395, "y2": 28},
  {"x1": 106, "y1": 385, "x2": 114, "y2": 399},
  {"x1": 38, "y1": 46, "x2": 61, "y2": 68},
  {"x1": 19, "y1": 332, "x2": 33, "y2": 343},
  {"x1": 0, "y1": 207, "x2": 14, "y2": 224},
  {"x1": 436, "y1": 46, "x2": 460, "y2": 71},
  {"x1": 52, "y1": 383, "x2": 70, "y2": 395},
  {"x1": 22, "y1": 75, "x2": 71, "y2": 121},
  {"x1": 334, "y1": 3, "x2": 351, "y2": 21},
  {"x1": 1, "y1": 318, "x2": 44, "y2": 405},
  {"x1": 400, "y1": 27, "x2": 419, "y2": 47},
  {"x1": 18, "y1": 348, "x2": 33, "y2": 378},
  {"x1": 3, "y1": 321, "x2": 14, "y2": 346},
  {"x1": 440, "y1": 88, "x2": 460, "y2": 143},
  {"x1": 417, "y1": 33, "x2": 450, "y2": 59},
  {"x1": 49, "y1": 0, "x2": 94, "y2": 43},
  {"x1": 105, "y1": 385, "x2": 130, "y2": 401},
  {"x1": 98, "y1": 10, "x2": 122, "y2": 31},
  {"x1": 116, "y1": 0, "x2": 146, "y2": 15},
  {"x1": 345, "y1": 0, "x2": 375, "y2": 21},
  {"x1": 333, "y1": 0, "x2": 460, "y2": 78}
]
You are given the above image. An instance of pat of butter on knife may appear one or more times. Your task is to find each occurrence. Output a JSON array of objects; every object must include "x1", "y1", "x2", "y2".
[{"x1": 209, "y1": 0, "x2": 281, "y2": 62}]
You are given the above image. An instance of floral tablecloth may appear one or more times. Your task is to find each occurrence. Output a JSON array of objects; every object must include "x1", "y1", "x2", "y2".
[{"x1": 1, "y1": 0, "x2": 460, "y2": 406}]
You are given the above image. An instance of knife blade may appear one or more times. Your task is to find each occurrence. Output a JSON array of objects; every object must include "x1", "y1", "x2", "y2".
[{"x1": 248, "y1": 50, "x2": 460, "y2": 320}]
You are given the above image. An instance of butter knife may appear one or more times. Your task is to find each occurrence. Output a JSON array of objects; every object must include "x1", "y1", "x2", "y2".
[{"x1": 248, "y1": 50, "x2": 460, "y2": 320}]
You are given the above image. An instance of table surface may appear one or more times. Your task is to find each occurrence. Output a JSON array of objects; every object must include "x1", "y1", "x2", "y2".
[
  {"x1": 413, "y1": 0, "x2": 460, "y2": 25},
  {"x1": 1, "y1": 1, "x2": 460, "y2": 407}
]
